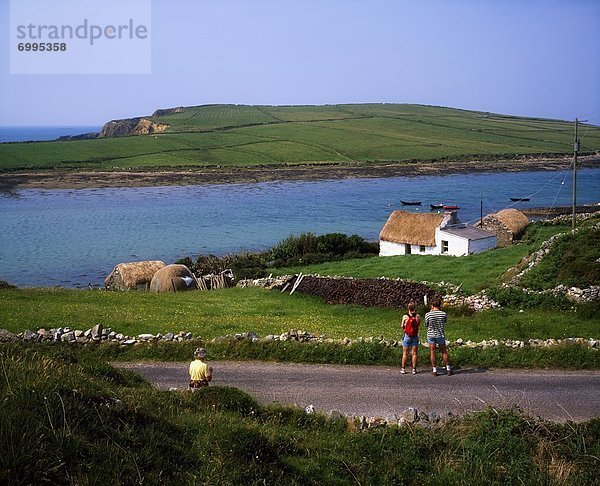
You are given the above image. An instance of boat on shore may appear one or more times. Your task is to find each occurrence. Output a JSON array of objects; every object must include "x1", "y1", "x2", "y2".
[
  {"x1": 510, "y1": 197, "x2": 530, "y2": 202},
  {"x1": 401, "y1": 200, "x2": 422, "y2": 206},
  {"x1": 443, "y1": 205, "x2": 460, "y2": 210}
]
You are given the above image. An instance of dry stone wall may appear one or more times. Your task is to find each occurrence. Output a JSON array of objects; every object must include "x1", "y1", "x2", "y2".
[{"x1": 507, "y1": 221, "x2": 600, "y2": 302}]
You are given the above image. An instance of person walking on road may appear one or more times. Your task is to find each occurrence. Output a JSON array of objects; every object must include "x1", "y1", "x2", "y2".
[
  {"x1": 400, "y1": 301, "x2": 421, "y2": 375},
  {"x1": 425, "y1": 296, "x2": 452, "y2": 376},
  {"x1": 189, "y1": 347, "x2": 213, "y2": 390}
]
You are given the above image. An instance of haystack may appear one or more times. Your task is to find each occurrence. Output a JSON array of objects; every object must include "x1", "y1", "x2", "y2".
[
  {"x1": 476, "y1": 208, "x2": 529, "y2": 247},
  {"x1": 150, "y1": 264, "x2": 198, "y2": 293},
  {"x1": 104, "y1": 260, "x2": 166, "y2": 291}
]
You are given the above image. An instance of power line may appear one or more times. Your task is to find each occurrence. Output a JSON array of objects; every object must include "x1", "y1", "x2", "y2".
[
  {"x1": 578, "y1": 107, "x2": 600, "y2": 119},
  {"x1": 463, "y1": 168, "x2": 571, "y2": 226}
]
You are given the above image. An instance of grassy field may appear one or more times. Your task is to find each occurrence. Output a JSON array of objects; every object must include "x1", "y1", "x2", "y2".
[
  {"x1": 1, "y1": 286, "x2": 598, "y2": 345},
  {"x1": 274, "y1": 245, "x2": 529, "y2": 294},
  {"x1": 3, "y1": 344, "x2": 598, "y2": 484},
  {"x1": 273, "y1": 222, "x2": 573, "y2": 294},
  {"x1": 2, "y1": 104, "x2": 599, "y2": 172},
  {"x1": 2, "y1": 221, "x2": 598, "y2": 363}
]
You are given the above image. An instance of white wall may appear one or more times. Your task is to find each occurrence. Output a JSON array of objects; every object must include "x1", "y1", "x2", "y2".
[
  {"x1": 467, "y1": 235, "x2": 497, "y2": 254},
  {"x1": 380, "y1": 227, "x2": 496, "y2": 257},
  {"x1": 437, "y1": 230, "x2": 496, "y2": 256},
  {"x1": 379, "y1": 240, "x2": 436, "y2": 256}
]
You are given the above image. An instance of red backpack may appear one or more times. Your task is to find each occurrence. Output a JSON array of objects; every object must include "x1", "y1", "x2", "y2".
[{"x1": 404, "y1": 314, "x2": 419, "y2": 337}]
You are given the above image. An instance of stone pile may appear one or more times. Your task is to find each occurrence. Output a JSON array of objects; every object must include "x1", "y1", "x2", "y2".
[
  {"x1": 237, "y1": 275, "x2": 291, "y2": 289},
  {"x1": 271, "y1": 275, "x2": 441, "y2": 309},
  {"x1": 563, "y1": 285, "x2": 600, "y2": 303},
  {"x1": 452, "y1": 337, "x2": 598, "y2": 349},
  {"x1": 544, "y1": 212, "x2": 600, "y2": 224},
  {"x1": 354, "y1": 408, "x2": 455, "y2": 429},
  {"x1": 242, "y1": 275, "x2": 500, "y2": 312},
  {"x1": 209, "y1": 330, "x2": 599, "y2": 350},
  {"x1": 9, "y1": 324, "x2": 195, "y2": 345},
  {"x1": 500, "y1": 283, "x2": 600, "y2": 304},
  {"x1": 442, "y1": 293, "x2": 500, "y2": 311},
  {"x1": 3, "y1": 327, "x2": 597, "y2": 350}
]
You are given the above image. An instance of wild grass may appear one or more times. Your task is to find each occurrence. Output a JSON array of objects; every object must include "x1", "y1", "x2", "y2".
[
  {"x1": 272, "y1": 239, "x2": 560, "y2": 295},
  {"x1": 1, "y1": 344, "x2": 598, "y2": 484},
  {"x1": 273, "y1": 247, "x2": 529, "y2": 294},
  {"x1": 0, "y1": 286, "x2": 597, "y2": 341},
  {"x1": 1, "y1": 286, "x2": 599, "y2": 362},
  {"x1": 2, "y1": 104, "x2": 599, "y2": 172},
  {"x1": 520, "y1": 225, "x2": 600, "y2": 290}
]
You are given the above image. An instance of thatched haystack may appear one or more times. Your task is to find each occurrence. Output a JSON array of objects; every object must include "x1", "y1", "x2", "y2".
[
  {"x1": 150, "y1": 264, "x2": 198, "y2": 293},
  {"x1": 104, "y1": 260, "x2": 166, "y2": 291},
  {"x1": 476, "y1": 208, "x2": 529, "y2": 247}
]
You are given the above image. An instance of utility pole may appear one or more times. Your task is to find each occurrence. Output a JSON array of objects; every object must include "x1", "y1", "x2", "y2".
[
  {"x1": 572, "y1": 118, "x2": 579, "y2": 230},
  {"x1": 480, "y1": 191, "x2": 483, "y2": 227}
]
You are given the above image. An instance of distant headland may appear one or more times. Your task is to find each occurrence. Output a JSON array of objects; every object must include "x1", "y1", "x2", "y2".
[{"x1": 0, "y1": 103, "x2": 598, "y2": 189}]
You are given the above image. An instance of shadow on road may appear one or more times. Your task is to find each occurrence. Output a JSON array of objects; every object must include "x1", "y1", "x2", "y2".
[{"x1": 452, "y1": 367, "x2": 489, "y2": 375}]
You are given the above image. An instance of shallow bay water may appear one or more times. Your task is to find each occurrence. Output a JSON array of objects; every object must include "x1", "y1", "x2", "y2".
[{"x1": 0, "y1": 168, "x2": 598, "y2": 287}]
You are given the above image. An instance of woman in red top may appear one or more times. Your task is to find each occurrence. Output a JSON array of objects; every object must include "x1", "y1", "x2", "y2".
[{"x1": 400, "y1": 301, "x2": 421, "y2": 374}]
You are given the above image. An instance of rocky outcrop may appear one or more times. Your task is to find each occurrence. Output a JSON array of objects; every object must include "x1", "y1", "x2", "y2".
[
  {"x1": 56, "y1": 132, "x2": 99, "y2": 141},
  {"x1": 99, "y1": 117, "x2": 169, "y2": 138},
  {"x1": 152, "y1": 107, "x2": 184, "y2": 118}
]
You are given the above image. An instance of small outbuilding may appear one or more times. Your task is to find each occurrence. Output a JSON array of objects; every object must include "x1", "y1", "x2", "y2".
[
  {"x1": 150, "y1": 264, "x2": 198, "y2": 292},
  {"x1": 476, "y1": 208, "x2": 529, "y2": 247},
  {"x1": 379, "y1": 210, "x2": 496, "y2": 256},
  {"x1": 104, "y1": 260, "x2": 166, "y2": 291}
]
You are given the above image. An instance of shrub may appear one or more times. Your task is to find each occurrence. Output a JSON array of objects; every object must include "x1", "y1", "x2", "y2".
[
  {"x1": 178, "y1": 233, "x2": 379, "y2": 281},
  {"x1": 486, "y1": 286, "x2": 571, "y2": 309},
  {"x1": 269, "y1": 232, "x2": 318, "y2": 261}
]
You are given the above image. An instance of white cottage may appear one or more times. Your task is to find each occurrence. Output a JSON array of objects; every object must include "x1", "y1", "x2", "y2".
[{"x1": 379, "y1": 210, "x2": 496, "y2": 257}]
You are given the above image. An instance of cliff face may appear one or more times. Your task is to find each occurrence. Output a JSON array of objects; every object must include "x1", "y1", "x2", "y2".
[
  {"x1": 152, "y1": 107, "x2": 183, "y2": 118},
  {"x1": 99, "y1": 117, "x2": 170, "y2": 138}
]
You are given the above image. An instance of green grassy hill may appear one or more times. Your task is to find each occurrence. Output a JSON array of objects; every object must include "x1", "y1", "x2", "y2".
[
  {"x1": 2, "y1": 104, "x2": 599, "y2": 172},
  {"x1": 4, "y1": 344, "x2": 597, "y2": 484}
]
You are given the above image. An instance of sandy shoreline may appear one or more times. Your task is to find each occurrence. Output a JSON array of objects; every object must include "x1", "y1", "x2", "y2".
[{"x1": 0, "y1": 156, "x2": 598, "y2": 190}]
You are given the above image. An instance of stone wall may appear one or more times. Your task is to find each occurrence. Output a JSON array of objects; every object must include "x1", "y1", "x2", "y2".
[{"x1": 507, "y1": 221, "x2": 600, "y2": 302}]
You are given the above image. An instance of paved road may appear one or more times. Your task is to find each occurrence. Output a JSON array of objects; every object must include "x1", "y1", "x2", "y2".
[{"x1": 117, "y1": 361, "x2": 600, "y2": 422}]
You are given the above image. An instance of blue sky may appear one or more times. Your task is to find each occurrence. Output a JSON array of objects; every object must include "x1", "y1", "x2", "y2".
[{"x1": 1, "y1": 0, "x2": 599, "y2": 126}]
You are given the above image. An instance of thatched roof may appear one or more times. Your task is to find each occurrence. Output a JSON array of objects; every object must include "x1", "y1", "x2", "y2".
[
  {"x1": 150, "y1": 264, "x2": 198, "y2": 293},
  {"x1": 104, "y1": 260, "x2": 165, "y2": 290},
  {"x1": 483, "y1": 208, "x2": 529, "y2": 234},
  {"x1": 380, "y1": 211, "x2": 445, "y2": 246}
]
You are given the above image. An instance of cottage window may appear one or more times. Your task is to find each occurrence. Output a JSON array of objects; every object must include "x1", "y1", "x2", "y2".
[
  {"x1": 419, "y1": 245, "x2": 426, "y2": 253},
  {"x1": 441, "y1": 240, "x2": 449, "y2": 254}
]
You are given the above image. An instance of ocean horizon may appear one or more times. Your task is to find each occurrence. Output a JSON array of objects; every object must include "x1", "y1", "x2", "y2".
[{"x1": 0, "y1": 126, "x2": 101, "y2": 143}]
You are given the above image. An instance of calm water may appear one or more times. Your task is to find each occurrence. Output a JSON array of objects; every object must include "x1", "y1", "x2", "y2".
[
  {"x1": 1, "y1": 168, "x2": 599, "y2": 287},
  {"x1": 0, "y1": 126, "x2": 100, "y2": 142}
]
